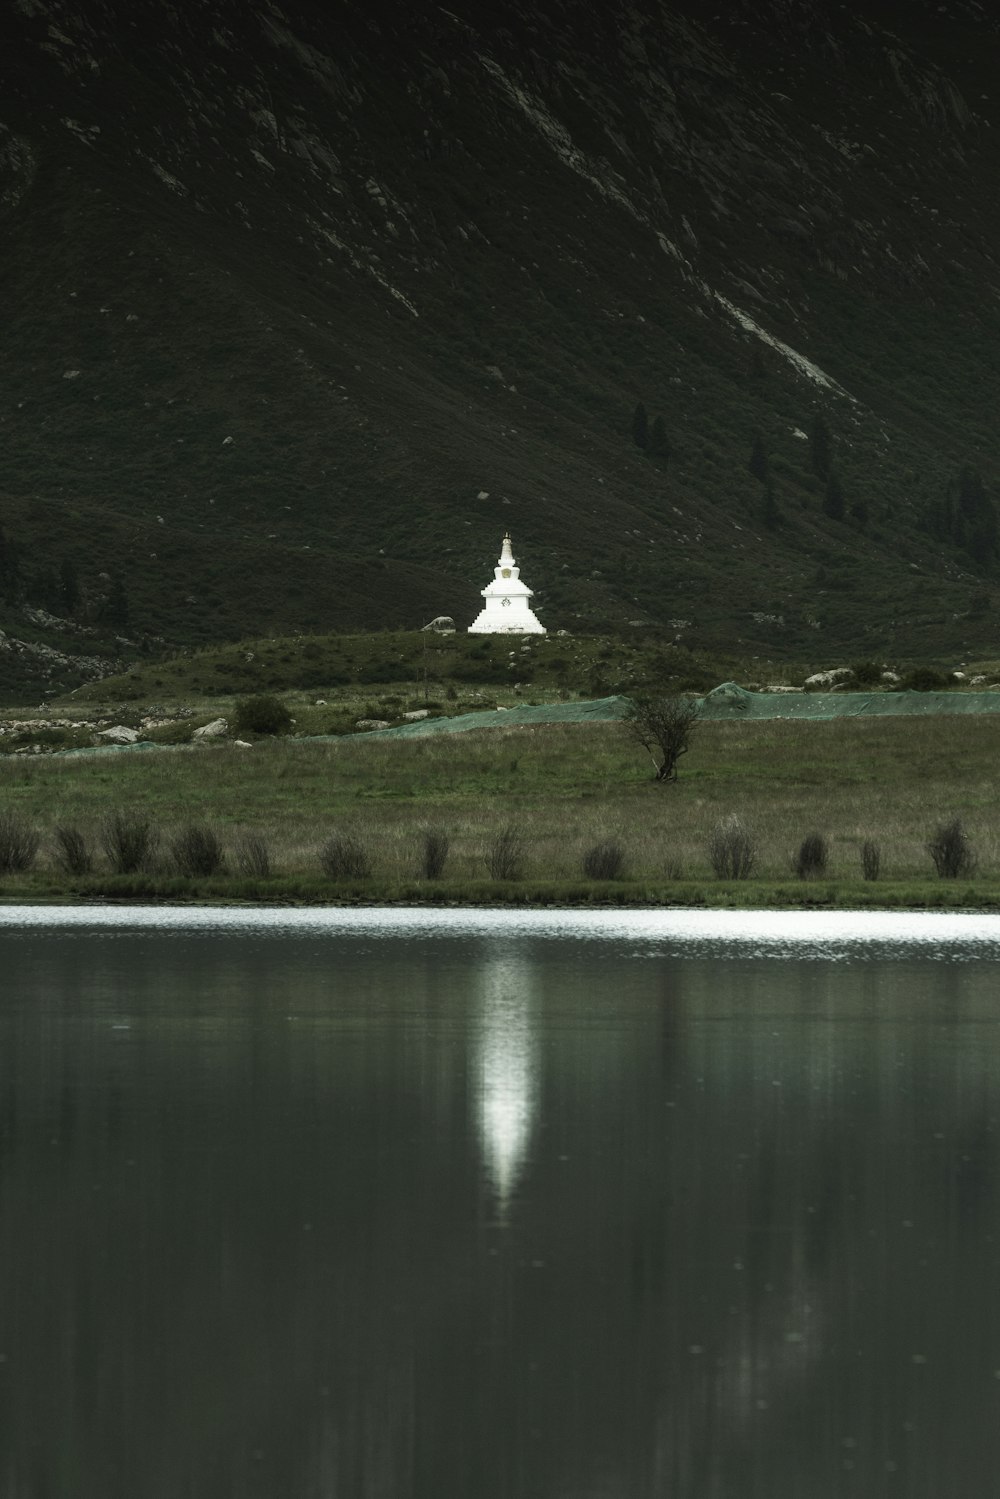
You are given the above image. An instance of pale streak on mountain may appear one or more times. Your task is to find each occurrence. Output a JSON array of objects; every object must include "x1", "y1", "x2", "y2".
[{"x1": 478, "y1": 45, "x2": 851, "y2": 397}]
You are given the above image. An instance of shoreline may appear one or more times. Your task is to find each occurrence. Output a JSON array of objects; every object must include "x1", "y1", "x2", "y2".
[{"x1": 2, "y1": 877, "x2": 999, "y2": 912}]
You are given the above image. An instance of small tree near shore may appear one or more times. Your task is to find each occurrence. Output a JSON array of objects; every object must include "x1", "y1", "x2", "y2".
[{"x1": 623, "y1": 693, "x2": 699, "y2": 783}]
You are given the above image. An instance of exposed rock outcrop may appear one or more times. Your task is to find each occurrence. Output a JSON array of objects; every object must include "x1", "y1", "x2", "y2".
[
  {"x1": 192, "y1": 718, "x2": 228, "y2": 740},
  {"x1": 96, "y1": 725, "x2": 139, "y2": 744}
]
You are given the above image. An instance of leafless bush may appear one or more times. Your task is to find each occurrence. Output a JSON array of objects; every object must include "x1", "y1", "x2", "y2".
[
  {"x1": 582, "y1": 838, "x2": 625, "y2": 880},
  {"x1": 419, "y1": 828, "x2": 450, "y2": 880},
  {"x1": 0, "y1": 810, "x2": 40, "y2": 874},
  {"x1": 622, "y1": 693, "x2": 699, "y2": 782},
  {"x1": 53, "y1": 824, "x2": 93, "y2": 876},
  {"x1": 793, "y1": 831, "x2": 828, "y2": 880},
  {"x1": 485, "y1": 824, "x2": 523, "y2": 880},
  {"x1": 860, "y1": 838, "x2": 882, "y2": 882},
  {"x1": 928, "y1": 817, "x2": 976, "y2": 879},
  {"x1": 100, "y1": 810, "x2": 158, "y2": 874},
  {"x1": 320, "y1": 832, "x2": 372, "y2": 880},
  {"x1": 171, "y1": 823, "x2": 225, "y2": 876},
  {"x1": 709, "y1": 815, "x2": 757, "y2": 880},
  {"x1": 234, "y1": 831, "x2": 272, "y2": 878}
]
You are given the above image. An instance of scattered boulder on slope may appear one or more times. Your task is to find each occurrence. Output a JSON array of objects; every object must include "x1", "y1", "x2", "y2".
[
  {"x1": 804, "y1": 667, "x2": 853, "y2": 688},
  {"x1": 96, "y1": 725, "x2": 139, "y2": 744},
  {"x1": 192, "y1": 718, "x2": 228, "y2": 740}
]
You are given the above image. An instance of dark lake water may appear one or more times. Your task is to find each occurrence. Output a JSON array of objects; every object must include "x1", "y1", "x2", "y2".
[{"x1": 1, "y1": 906, "x2": 999, "y2": 1498}]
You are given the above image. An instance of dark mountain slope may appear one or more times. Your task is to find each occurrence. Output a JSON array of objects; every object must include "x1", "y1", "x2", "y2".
[{"x1": 2, "y1": 0, "x2": 1000, "y2": 675}]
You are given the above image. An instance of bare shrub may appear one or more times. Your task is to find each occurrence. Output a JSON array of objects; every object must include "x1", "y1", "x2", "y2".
[
  {"x1": 234, "y1": 831, "x2": 272, "y2": 878},
  {"x1": 419, "y1": 828, "x2": 450, "y2": 880},
  {"x1": 709, "y1": 815, "x2": 757, "y2": 880},
  {"x1": 793, "y1": 832, "x2": 829, "y2": 880},
  {"x1": 0, "y1": 810, "x2": 40, "y2": 874},
  {"x1": 171, "y1": 823, "x2": 225, "y2": 876},
  {"x1": 53, "y1": 824, "x2": 93, "y2": 876},
  {"x1": 485, "y1": 824, "x2": 523, "y2": 880},
  {"x1": 320, "y1": 832, "x2": 372, "y2": 880},
  {"x1": 928, "y1": 817, "x2": 976, "y2": 879},
  {"x1": 100, "y1": 810, "x2": 158, "y2": 874},
  {"x1": 860, "y1": 838, "x2": 882, "y2": 882},
  {"x1": 622, "y1": 693, "x2": 699, "y2": 783},
  {"x1": 582, "y1": 838, "x2": 625, "y2": 880}
]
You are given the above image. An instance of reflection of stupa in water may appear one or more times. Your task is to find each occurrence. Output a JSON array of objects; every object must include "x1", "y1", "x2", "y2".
[{"x1": 474, "y1": 952, "x2": 538, "y2": 1219}]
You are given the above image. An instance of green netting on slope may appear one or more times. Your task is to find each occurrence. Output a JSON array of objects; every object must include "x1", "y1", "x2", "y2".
[
  {"x1": 59, "y1": 740, "x2": 172, "y2": 757},
  {"x1": 331, "y1": 696, "x2": 629, "y2": 742},
  {"x1": 51, "y1": 682, "x2": 1000, "y2": 758},
  {"x1": 349, "y1": 682, "x2": 1000, "y2": 741},
  {"x1": 696, "y1": 682, "x2": 1000, "y2": 720}
]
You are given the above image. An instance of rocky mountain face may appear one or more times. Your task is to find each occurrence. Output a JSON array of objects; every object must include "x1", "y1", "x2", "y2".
[{"x1": 2, "y1": 0, "x2": 1000, "y2": 688}]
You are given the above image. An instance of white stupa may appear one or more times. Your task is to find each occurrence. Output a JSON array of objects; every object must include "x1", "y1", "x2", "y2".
[{"x1": 468, "y1": 533, "x2": 546, "y2": 635}]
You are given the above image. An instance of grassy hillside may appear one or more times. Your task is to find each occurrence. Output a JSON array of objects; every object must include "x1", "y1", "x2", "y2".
[
  {"x1": 2, "y1": 0, "x2": 1000, "y2": 672},
  {"x1": 0, "y1": 619, "x2": 986, "y2": 725},
  {"x1": 62, "y1": 629, "x2": 723, "y2": 707}
]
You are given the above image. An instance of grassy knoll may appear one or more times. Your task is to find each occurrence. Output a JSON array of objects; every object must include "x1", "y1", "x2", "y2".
[
  {"x1": 61, "y1": 629, "x2": 734, "y2": 709},
  {"x1": 1, "y1": 713, "x2": 1000, "y2": 905},
  {"x1": 58, "y1": 627, "x2": 1000, "y2": 712}
]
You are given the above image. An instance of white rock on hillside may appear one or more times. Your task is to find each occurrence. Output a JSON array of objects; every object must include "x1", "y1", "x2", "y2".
[
  {"x1": 193, "y1": 718, "x2": 228, "y2": 740},
  {"x1": 97, "y1": 725, "x2": 139, "y2": 744},
  {"x1": 355, "y1": 719, "x2": 390, "y2": 730},
  {"x1": 804, "y1": 667, "x2": 852, "y2": 688},
  {"x1": 403, "y1": 709, "x2": 430, "y2": 721}
]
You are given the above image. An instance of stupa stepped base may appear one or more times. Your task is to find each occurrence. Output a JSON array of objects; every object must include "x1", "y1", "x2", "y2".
[{"x1": 468, "y1": 610, "x2": 546, "y2": 635}]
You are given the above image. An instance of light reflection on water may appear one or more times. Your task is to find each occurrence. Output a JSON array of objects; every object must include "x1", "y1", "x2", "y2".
[
  {"x1": 475, "y1": 951, "x2": 538, "y2": 1220},
  {"x1": 5, "y1": 902, "x2": 1000, "y2": 959},
  {"x1": 0, "y1": 906, "x2": 998, "y2": 1497}
]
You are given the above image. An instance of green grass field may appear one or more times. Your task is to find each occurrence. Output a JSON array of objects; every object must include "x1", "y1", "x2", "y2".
[{"x1": 2, "y1": 711, "x2": 999, "y2": 905}]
